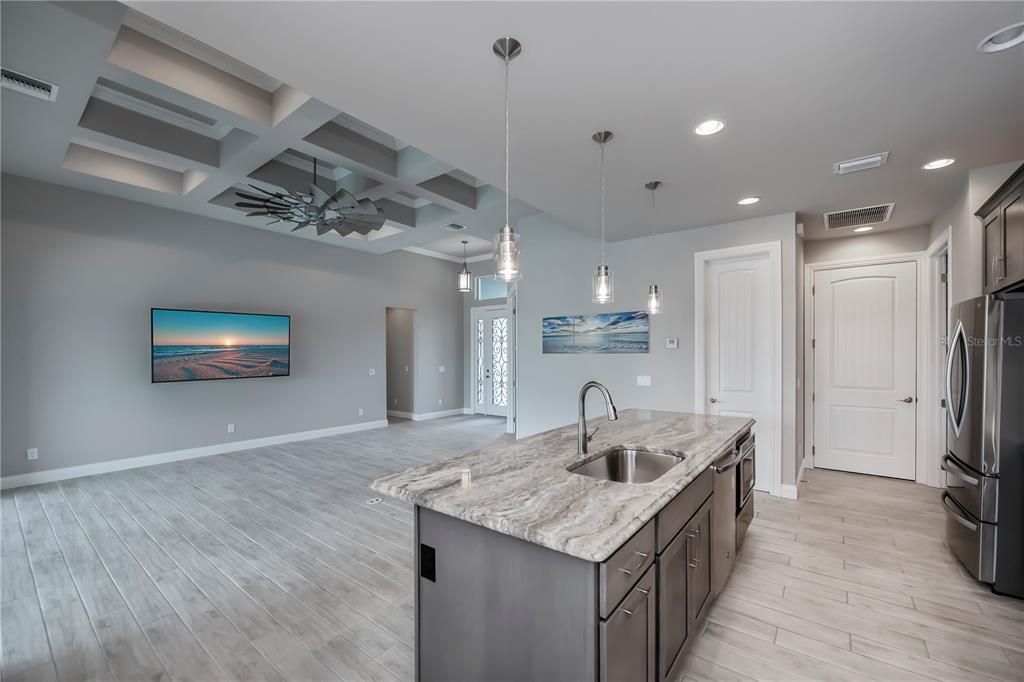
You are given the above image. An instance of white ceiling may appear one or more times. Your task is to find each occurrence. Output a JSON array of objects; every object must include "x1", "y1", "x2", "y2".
[
  {"x1": 125, "y1": 1, "x2": 1024, "y2": 241},
  {"x1": 3, "y1": 2, "x2": 1023, "y2": 251}
]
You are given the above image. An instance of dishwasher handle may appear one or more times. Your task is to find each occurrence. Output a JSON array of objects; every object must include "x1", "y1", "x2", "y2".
[{"x1": 712, "y1": 451, "x2": 744, "y2": 473}]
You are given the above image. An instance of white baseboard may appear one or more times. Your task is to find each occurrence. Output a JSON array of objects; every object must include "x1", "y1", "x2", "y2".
[
  {"x1": 778, "y1": 483, "x2": 799, "y2": 500},
  {"x1": 0, "y1": 419, "x2": 389, "y2": 490},
  {"x1": 388, "y1": 408, "x2": 467, "y2": 421}
]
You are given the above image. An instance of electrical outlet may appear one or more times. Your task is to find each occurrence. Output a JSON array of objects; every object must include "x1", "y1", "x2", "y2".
[
  {"x1": 26, "y1": 448, "x2": 38, "y2": 461},
  {"x1": 227, "y1": 424, "x2": 235, "y2": 434},
  {"x1": 368, "y1": 368, "x2": 376, "y2": 376},
  {"x1": 393, "y1": 398, "x2": 398, "y2": 406},
  {"x1": 637, "y1": 375, "x2": 652, "y2": 387},
  {"x1": 358, "y1": 408, "x2": 364, "y2": 416},
  {"x1": 438, "y1": 398, "x2": 443, "y2": 406},
  {"x1": 404, "y1": 365, "x2": 409, "y2": 373},
  {"x1": 439, "y1": 365, "x2": 446, "y2": 373}
]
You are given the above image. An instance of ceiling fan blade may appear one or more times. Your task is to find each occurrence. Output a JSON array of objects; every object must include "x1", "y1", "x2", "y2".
[
  {"x1": 289, "y1": 221, "x2": 311, "y2": 232},
  {"x1": 325, "y1": 186, "x2": 359, "y2": 210},
  {"x1": 235, "y1": 191, "x2": 291, "y2": 206},
  {"x1": 308, "y1": 183, "x2": 332, "y2": 205},
  {"x1": 245, "y1": 211, "x2": 275, "y2": 218},
  {"x1": 315, "y1": 222, "x2": 333, "y2": 236},
  {"x1": 235, "y1": 201, "x2": 283, "y2": 210}
]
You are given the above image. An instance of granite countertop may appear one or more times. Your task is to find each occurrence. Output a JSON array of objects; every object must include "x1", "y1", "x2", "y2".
[{"x1": 371, "y1": 409, "x2": 754, "y2": 562}]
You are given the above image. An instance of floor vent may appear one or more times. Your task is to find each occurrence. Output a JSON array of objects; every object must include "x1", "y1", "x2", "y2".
[
  {"x1": 1, "y1": 68, "x2": 58, "y2": 102},
  {"x1": 824, "y1": 203, "x2": 894, "y2": 230}
]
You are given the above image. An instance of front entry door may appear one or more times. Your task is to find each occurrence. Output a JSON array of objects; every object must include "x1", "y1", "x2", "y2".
[
  {"x1": 704, "y1": 254, "x2": 773, "y2": 492},
  {"x1": 813, "y1": 262, "x2": 917, "y2": 479},
  {"x1": 473, "y1": 307, "x2": 509, "y2": 417}
]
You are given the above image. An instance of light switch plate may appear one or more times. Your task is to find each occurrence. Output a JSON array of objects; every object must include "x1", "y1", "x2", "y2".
[
  {"x1": 637, "y1": 375, "x2": 652, "y2": 387},
  {"x1": 665, "y1": 337, "x2": 679, "y2": 349},
  {"x1": 439, "y1": 365, "x2": 446, "y2": 373}
]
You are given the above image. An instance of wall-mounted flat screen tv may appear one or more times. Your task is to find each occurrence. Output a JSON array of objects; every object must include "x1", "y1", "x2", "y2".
[{"x1": 151, "y1": 308, "x2": 290, "y2": 383}]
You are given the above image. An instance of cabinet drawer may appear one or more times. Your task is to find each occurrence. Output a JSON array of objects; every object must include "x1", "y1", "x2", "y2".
[
  {"x1": 657, "y1": 468, "x2": 713, "y2": 553},
  {"x1": 600, "y1": 519, "x2": 655, "y2": 618},
  {"x1": 600, "y1": 565, "x2": 656, "y2": 682}
]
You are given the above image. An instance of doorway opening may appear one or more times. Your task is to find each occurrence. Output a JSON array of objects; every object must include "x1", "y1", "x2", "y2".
[
  {"x1": 385, "y1": 307, "x2": 415, "y2": 421},
  {"x1": 470, "y1": 304, "x2": 511, "y2": 422}
]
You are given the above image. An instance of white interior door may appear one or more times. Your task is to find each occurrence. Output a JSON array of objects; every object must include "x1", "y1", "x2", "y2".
[
  {"x1": 473, "y1": 307, "x2": 509, "y2": 417},
  {"x1": 813, "y1": 262, "x2": 917, "y2": 479},
  {"x1": 704, "y1": 254, "x2": 773, "y2": 492}
]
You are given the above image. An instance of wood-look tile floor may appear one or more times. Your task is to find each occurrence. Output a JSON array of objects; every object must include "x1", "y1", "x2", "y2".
[{"x1": 2, "y1": 417, "x2": 1022, "y2": 681}]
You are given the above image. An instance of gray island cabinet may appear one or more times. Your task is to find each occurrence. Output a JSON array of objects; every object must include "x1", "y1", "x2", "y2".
[{"x1": 372, "y1": 410, "x2": 754, "y2": 682}]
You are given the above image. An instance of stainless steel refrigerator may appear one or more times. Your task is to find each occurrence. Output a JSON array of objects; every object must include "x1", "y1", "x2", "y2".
[{"x1": 942, "y1": 293, "x2": 1024, "y2": 598}]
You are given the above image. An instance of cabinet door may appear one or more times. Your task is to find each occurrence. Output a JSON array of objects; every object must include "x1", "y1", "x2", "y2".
[
  {"x1": 686, "y1": 498, "x2": 713, "y2": 630},
  {"x1": 600, "y1": 566, "x2": 656, "y2": 682},
  {"x1": 983, "y1": 209, "x2": 1004, "y2": 293},
  {"x1": 657, "y1": 528, "x2": 689, "y2": 680},
  {"x1": 1002, "y1": 189, "x2": 1024, "y2": 289}
]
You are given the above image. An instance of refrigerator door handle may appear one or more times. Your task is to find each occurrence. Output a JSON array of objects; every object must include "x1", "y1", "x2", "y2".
[
  {"x1": 945, "y1": 320, "x2": 969, "y2": 438},
  {"x1": 942, "y1": 493, "x2": 978, "y2": 532},
  {"x1": 941, "y1": 455, "x2": 979, "y2": 486}
]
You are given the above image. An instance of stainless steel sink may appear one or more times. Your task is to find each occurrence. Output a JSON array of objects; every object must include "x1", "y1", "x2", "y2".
[{"x1": 568, "y1": 446, "x2": 684, "y2": 484}]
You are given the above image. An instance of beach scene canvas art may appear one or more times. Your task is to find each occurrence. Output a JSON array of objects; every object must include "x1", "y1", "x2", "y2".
[
  {"x1": 152, "y1": 309, "x2": 290, "y2": 382},
  {"x1": 542, "y1": 311, "x2": 649, "y2": 354}
]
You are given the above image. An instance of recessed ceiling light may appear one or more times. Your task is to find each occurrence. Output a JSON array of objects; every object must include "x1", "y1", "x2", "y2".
[
  {"x1": 853, "y1": 226, "x2": 874, "y2": 233},
  {"x1": 737, "y1": 196, "x2": 760, "y2": 205},
  {"x1": 694, "y1": 119, "x2": 725, "y2": 136},
  {"x1": 922, "y1": 158, "x2": 955, "y2": 170},
  {"x1": 977, "y1": 21, "x2": 1024, "y2": 53}
]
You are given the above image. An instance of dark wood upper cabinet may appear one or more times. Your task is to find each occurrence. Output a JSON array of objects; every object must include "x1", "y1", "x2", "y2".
[{"x1": 977, "y1": 164, "x2": 1024, "y2": 295}]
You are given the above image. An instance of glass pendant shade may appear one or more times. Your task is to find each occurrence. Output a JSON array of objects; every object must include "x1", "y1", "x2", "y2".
[
  {"x1": 457, "y1": 266, "x2": 472, "y2": 293},
  {"x1": 647, "y1": 284, "x2": 662, "y2": 315},
  {"x1": 593, "y1": 264, "x2": 614, "y2": 304},
  {"x1": 494, "y1": 225, "x2": 521, "y2": 282}
]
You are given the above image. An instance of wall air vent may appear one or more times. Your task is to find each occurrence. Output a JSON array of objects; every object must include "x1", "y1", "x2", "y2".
[
  {"x1": 1, "y1": 68, "x2": 58, "y2": 102},
  {"x1": 824, "y1": 203, "x2": 894, "y2": 230},
  {"x1": 833, "y1": 152, "x2": 889, "y2": 175}
]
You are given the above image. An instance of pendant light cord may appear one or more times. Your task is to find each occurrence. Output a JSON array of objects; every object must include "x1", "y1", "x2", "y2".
[
  {"x1": 504, "y1": 55, "x2": 510, "y2": 229},
  {"x1": 650, "y1": 187, "x2": 656, "y2": 238},
  {"x1": 600, "y1": 141, "x2": 606, "y2": 264}
]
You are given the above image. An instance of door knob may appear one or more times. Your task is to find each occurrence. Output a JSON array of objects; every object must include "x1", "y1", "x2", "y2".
[
  {"x1": 710, "y1": 397, "x2": 720, "y2": 404},
  {"x1": 899, "y1": 396, "x2": 914, "y2": 403}
]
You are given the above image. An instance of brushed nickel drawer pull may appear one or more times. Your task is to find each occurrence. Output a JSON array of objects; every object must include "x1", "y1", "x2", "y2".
[{"x1": 617, "y1": 550, "x2": 650, "y2": 576}]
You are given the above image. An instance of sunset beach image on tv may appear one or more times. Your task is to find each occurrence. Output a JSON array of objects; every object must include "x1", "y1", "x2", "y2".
[{"x1": 151, "y1": 309, "x2": 290, "y2": 383}]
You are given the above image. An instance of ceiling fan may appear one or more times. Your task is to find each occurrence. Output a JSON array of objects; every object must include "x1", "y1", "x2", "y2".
[{"x1": 234, "y1": 159, "x2": 385, "y2": 238}]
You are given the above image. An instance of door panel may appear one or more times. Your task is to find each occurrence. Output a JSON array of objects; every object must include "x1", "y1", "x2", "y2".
[
  {"x1": 1003, "y1": 190, "x2": 1024, "y2": 288},
  {"x1": 983, "y1": 211, "x2": 1003, "y2": 293},
  {"x1": 813, "y1": 262, "x2": 917, "y2": 479},
  {"x1": 705, "y1": 255, "x2": 772, "y2": 491},
  {"x1": 473, "y1": 309, "x2": 509, "y2": 417}
]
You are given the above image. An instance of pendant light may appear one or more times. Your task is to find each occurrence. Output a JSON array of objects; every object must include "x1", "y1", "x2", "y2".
[
  {"x1": 457, "y1": 240, "x2": 472, "y2": 293},
  {"x1": 492, "y1": 38, "x2": 522, "y2": 282},
  {"x1": 592, "y1": 131, "x2": 614, "y2": 304},
  {"x1": 644, "y1": 181, "x2": 663, "y2": 315}
]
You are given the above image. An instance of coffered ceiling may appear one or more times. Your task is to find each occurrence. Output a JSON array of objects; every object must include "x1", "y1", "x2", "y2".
[{"x1": 0, "y1": 2, "x2": 537, "y2": 259}]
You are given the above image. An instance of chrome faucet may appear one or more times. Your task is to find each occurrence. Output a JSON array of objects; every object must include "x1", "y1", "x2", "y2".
[{"x1": 578, "y1": 381, "x2": 618, "y2": 454}]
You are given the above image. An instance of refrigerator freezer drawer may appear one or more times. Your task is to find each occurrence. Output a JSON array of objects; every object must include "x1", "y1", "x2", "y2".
[
  {"x1": 942, "y1": 454, "x2": 999, "y2": 523},
  {"x1": 942, "y1": 493, "x2": 996, "y2": 583}
]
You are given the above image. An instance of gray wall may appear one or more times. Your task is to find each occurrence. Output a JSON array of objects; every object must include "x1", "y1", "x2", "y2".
[
  {"x1": 1, "y1": 173, "x2": 464, "y2": 477},
  {"x1": 513, "y1": 210, "x2": 801, "y2": 485},
  {"x1": 385, "y1": 307, "x2": 414, "y2": 413},
  {"x1": 804, "y1": 225, "x2": 931, "y2": 264}
]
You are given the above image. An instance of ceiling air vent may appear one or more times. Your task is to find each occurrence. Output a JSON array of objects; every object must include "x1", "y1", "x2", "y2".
[
  {"x1": 1, "y1": 68, "x2": 58, "y2": 102},
  {"x1": 833, "y1": 152, "x2": 889, "y2": 175},
  {"x1": 824, "y1": 203, "x2": 894, "y2": 230}
]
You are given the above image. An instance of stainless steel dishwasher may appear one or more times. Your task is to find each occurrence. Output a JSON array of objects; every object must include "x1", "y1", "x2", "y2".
[{"x1": 710, "y1": 444, "x2": 742, "y2": 598}]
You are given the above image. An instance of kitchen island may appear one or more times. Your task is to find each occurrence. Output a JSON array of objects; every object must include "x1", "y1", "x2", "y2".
[{"x1": 372, "y1": 409, "x2": 754, "y2": 682}]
